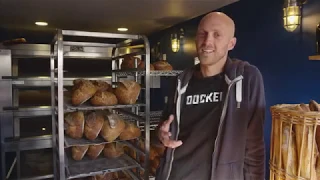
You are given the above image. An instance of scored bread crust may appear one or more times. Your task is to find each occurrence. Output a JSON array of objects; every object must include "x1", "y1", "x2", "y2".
[
  {"x1": 114, "y1": 80, "x2": 141, "y2": 104},
  {"x1": 152, "y1": 60, "x2": 173, "y2": 70},
  {"x1": 65, "y1": 111, "x2": 85, "y2": 139},
  {"x1": 90, "y1": 91, "x2": 118, "y2": 106},
  {"x1": 84, "y1": 111, "x2": 105, "y2": 140},
  {"x1": 72, "y1": 80, "x2": 97, "y2": 105}
]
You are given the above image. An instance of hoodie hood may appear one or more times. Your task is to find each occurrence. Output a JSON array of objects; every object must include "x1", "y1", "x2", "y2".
[{"x1": 177, "y1": 57, "x2": 247, "y2": 108}]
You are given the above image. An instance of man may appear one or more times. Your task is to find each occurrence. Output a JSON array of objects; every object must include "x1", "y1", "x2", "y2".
[{"x1": 155, "y1": 12, "x2": 266, "y2": 180}]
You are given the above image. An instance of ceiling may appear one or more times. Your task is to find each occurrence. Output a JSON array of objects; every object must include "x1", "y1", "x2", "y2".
[{"x1": 0, "y1": 0, "x2": 239, "y2": 36}]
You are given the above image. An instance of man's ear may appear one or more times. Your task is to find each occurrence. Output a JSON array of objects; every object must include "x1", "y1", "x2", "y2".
[{"x1": 228, "y1": 37, "x2": 237, "y2": 50}]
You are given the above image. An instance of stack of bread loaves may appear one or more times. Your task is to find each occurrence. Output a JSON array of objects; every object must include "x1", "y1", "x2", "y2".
[
  {"x1": 120, "y1": 55, "x2": 174, "y2": 71},
  {"x1": 71, "y1": 79, "x2": 141, "y2": 106},
  {"x1": 73, "y1": 170, "x2": 131, "y2": 180},
  {"x1": 124, "y1": 138, "x2": 165, "y2": 175},
  {"x1": 65, "y1": 110, "x2": 141, "y2": 142},
  {"x1": 65, "y1": 110, "x2": 142, "y2": 161},
  {"x1": 71, "y1": 142, "x2": 125, "y2": 161}
]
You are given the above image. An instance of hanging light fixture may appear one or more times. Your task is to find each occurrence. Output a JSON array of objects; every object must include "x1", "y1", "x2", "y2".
[
  {"x1": 283, "y1": 0, "x2": 306, "y2": 32},
  {"x1": 171, "y1": 28, "x2": 184, "y2": 53},
  {"x1": 171, "y1": 33, "x2": 180, "y2": 53}
]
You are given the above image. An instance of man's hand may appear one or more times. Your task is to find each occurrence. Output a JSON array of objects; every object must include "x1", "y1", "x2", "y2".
[{"x1": 158, "y1": 115, "x2": 183, "y2": 148}]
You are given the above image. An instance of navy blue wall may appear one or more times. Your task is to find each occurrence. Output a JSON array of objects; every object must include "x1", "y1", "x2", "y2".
[{"x1": 148, "y1": 0, "x2": 320, "y2": 179}]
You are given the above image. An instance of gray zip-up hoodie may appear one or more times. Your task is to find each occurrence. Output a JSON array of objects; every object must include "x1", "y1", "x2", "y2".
[{"x1": 155, "y1": 57, "x2": 266, "y2": 180}]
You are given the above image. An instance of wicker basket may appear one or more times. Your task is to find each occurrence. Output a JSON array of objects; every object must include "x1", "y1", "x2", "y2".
[{"x1": 270, "y1": 104, "x2": 320, "y2": 180}]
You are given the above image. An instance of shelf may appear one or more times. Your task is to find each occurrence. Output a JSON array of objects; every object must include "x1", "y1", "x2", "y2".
[
  {"x1": 19, "y1": 174, "x2": 54, "y2": 180},
  {"x1": 1, "y1": 76, "x2": 112, "y2": 88},
  {"x1": 113, "y1": 69, "x2": 183, "y2": 77},
  {"x1": 64, "y1": 136, "x2": 138, "y2": 148},
  {"x1": 60, "y1": 95, "x2": 145, "y2": 111},
  {"x1": 309, "y1": 55, "x2": 320, "y2": 60},
  {"x1": 5, "y1": 43, "x2": 143, "y2": 60},
  {"x1": 3, "y1": 135, "x2": 52, "y2": 151},
  {"x1": 2, "y1": 106, "x2": 52, "y2": 117},
  {"x1": 64, "y1": 102, "x2": 145, "y2": 112},
  {"x1": 116, "y1": 109, "x2": 145, "y2": 122},
  {"x1": 66, "y1": 153, "x2": 140, "y2": 179}
]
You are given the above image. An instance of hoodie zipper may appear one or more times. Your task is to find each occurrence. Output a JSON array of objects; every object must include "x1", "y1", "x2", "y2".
[
  {"x1": 211, "y1": 75, "x2": 243, "y2": 178},
  {"x1": 165, "y1": 79, "x2": 182, "y2": 180}
]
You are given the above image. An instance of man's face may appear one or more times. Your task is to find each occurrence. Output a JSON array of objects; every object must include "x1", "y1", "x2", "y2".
[{"x1": 195, "y1": 18, "x2": 236, "y2": 66}]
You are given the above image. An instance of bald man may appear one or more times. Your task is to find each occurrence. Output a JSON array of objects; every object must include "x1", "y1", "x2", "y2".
[{"x1": 155, "y1": 12, "x2": 266, "y2": 180}]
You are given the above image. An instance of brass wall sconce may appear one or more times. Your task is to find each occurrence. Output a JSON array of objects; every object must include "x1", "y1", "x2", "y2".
[
  {"x1": 283, "y1": 0, "x2": 306, "y2": 32},
  {"x1": 171, "y1": 28, "x2": 184, "y2": 53}
]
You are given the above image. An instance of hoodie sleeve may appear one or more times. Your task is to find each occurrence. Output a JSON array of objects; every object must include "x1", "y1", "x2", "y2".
[{"x1": 244, "y1": 66, "x2": 266, "y2": 180}]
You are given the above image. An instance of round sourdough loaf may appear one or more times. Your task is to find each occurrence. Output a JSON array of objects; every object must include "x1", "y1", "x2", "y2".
[
  {"x1": 90, "y1": 91, "x2": 118, "y2": 106},
  {"x1": 152, "y1": 60, "x2": 173, "y2": 70},
  {"x1": 114, "y1": 80, "x2": 141, "y2": 104},
  {"x1": 121, "y1": 55, "x2": 141, "y2": 70}
]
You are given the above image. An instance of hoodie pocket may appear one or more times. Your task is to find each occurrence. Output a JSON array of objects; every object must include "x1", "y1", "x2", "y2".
[{"x1": 214, "y1": 161, "x2": 243, "y2": 180}]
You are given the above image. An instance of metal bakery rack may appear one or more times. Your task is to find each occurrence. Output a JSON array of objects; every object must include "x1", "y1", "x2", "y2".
[
  {"x1": 0, "y1": 29, "x2": 183, "y2": 180},
  {"x1": 50, "y1": 29, "x2": 183, "y2": 180},
  {"x1": 0, "y1": 46, "x2": 56, "y2": 180}
]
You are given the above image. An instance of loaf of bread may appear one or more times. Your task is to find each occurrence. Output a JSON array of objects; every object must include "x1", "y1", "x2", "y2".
[
  {"x1": 151, "y1": 157, "x2": 160, "y2": 173},
  {"x1": 103, "y1": 143, "x2": 124, "y2": 158},
  {"x1": 152, "y1": 60, "x2": 173, "y2": 70},
  {"x1": 137, "y1": 61, "x2": 155, "y2": 71},
  {"x1": 90, "y1": 91, "x2": 118, "y2": 106},
  {"x1": 100, "y1": 112, "x2": 126, "y2": 142},
  {"x1": 72, "y1": 80, "x2": 97, "y2": 105},
  {"x1": 88, "y1": 172, "x2": 118, "y2": 180},
  {"x1": 2, "y1": 38, "x2": 27, "y2": 45},
  {"x1": 121, "y1": 55, "x2": 141, "y2": 70},
  {"x1": 281, "y1": 123, "x2": 298, "y2": 176},
  {"x1": 84, "y1": 111, "x2": 104, "y2": 140},
  {"x1": 73, "y1": 78, "x2": 87, "y2": 86},
  {"x1": 119, "y1": 121, "x2": 141, "y2": 140},
  {"x1": 87, "y1": 144, "x2": 105, "y2": 160},
  {"x1": 292, "y1": 102, "x2": 318, "y2": 179},
  {"x1": 65, "y1": 111, "x2": 85, "y2": 139},
  {"x1": 114, "y1": 80, "x2": 141, "y2": 104},
  {"x1": 72, "y1": 145, "x2": 89, "y2": 161},
  {"x1": 310, "y1": 100, "x2": 320, "y2": 112},
  {"x1": 91, "y1": 80, "x2": 111, "y2": 92}
]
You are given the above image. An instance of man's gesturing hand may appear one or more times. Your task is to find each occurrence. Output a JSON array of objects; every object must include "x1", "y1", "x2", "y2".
[{"x1": 158, "y1": 115, "x2": 183, "y2": 149}]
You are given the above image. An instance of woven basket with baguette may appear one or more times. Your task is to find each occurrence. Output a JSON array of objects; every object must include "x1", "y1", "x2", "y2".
[{"x1": 270, "y1": 100, "x2": 320, "y2": 180}]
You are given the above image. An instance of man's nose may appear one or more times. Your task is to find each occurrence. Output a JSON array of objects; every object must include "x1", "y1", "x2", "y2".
[{"x1": 203, "y1": 34, "x2": 214, "y2": 46}]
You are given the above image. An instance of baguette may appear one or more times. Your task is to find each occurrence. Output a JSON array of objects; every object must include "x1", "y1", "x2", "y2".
[
  {"x1": 281, "y1": 123, "x2": 298, "y2": 177},
  {"x1": 293, "y1": 103, "x2": 317, "y2": 179},
  {"x1": 309, "y1": 100, "x2": 320, "y2": 180}
]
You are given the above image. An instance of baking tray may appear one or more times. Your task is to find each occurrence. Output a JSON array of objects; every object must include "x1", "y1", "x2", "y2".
[
  {"x1": 62, "y1": 95, "x2": 145, "y2": 112},
  {"x1": 64, "y1": 135, "x2": 139, "y2": 148},
  {"x1": 66, "y1": 153, "x2": 141, "y2": 179}
]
